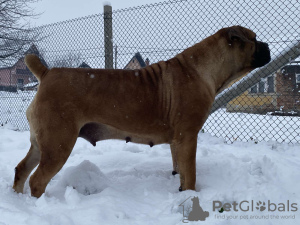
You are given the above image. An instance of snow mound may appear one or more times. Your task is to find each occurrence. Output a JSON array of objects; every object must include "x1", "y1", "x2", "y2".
[{"x1": 55, "y1": 160, "x2": 110, "y2": 196}]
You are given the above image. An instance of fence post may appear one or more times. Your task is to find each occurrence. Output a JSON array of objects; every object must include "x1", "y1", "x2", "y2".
[{"x1": 104, "y1": 4, "x2": 113, "y2": 69}]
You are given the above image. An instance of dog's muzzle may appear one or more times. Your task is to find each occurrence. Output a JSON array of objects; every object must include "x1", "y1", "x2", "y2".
[{"x1": 252, "y1": 41, "x2": 271, "y2": 68}]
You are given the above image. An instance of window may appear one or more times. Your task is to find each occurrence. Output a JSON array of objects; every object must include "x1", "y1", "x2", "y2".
[
  {"x1": 250, "y1": 85, "x2": 257, "y2": 93},
  {"x1": 250, "y1": 76, "x2": 274, "y2": 94},
  {"x1": 259, "y1": 80, "x2": 265, "y2": 93},
  {"x1": 17, "y1": 79, "x2": 24, "y2": 88},
  {"x1": 296, "y1": 74, "x2": 300, "y2": 84},
  {"x1": 267, "y1": 76, "x2": 274, "y2": 93}
]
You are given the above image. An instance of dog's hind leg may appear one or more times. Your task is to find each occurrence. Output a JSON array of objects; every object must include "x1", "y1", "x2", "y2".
[
  {"x1": 13, "y1": 135, "x2": 40, "y2": 194},
  {"x1": 29, "y1": 124, "x2": 79, "y2": 198}
]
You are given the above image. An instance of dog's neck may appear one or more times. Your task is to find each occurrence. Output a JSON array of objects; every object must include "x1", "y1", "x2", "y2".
[{"x1": 175, "y1": 34, "x2": 249, "y2": 97}]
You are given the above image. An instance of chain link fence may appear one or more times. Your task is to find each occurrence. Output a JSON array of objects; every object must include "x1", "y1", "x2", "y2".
[{"x1": 0, "y1": 0, "x2": 299, "y2": 143}]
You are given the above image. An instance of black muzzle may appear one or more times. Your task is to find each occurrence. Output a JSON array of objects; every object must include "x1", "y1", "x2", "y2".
[{"x1": 252, "y1": 41, "x2": 271, "y2": 68}]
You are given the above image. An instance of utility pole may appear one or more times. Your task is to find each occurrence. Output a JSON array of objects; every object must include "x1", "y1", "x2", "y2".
[
  {"x1": 114, "y1": 45, "x2": 118, "y2": 69},
  {"x1": 104, "y1": 4, "x2": 113, "y2": 69}
]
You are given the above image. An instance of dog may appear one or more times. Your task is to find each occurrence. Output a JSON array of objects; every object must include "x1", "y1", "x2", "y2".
[{"x1": 13, "y1": 26, "x2": 270, "y2": 197}]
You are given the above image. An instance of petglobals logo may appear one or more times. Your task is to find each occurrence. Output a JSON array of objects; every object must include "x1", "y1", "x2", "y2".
[
  {"x1": 179, "y1": 196, "x2": 210, "y2": 223},
  {"x1": 213, "y1": 200, "x2": 298, "y2": 212}
]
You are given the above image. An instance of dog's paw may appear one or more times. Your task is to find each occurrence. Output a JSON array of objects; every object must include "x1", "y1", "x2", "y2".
[
  {"x1": 149, "y1": 141, "x2": 154, "y2": 147},
  {"x1": 125, "y1": 137, "x2": 131, "y2": 143}
]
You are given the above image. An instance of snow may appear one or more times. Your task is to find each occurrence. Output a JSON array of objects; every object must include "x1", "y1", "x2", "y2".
[
  {"x1": 0, "y1": 91, "x2": 35, "y2": 130},
  {"x1": 23, "y1": 82, "x2": 39, "y2": 88},
  {"x1": 204, "y1": 108, "x2": 300, "y2": 144},
  {"x1": 0, "y1": 125, "x2": 299, "y2": 225}
]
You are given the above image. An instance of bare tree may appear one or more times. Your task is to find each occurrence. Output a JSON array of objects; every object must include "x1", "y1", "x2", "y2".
[{"x1": 0, "y1": 0, "x2": 40, "y2": 64}]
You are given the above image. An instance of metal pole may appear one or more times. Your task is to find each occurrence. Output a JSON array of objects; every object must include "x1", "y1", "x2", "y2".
[
  {"x1": 104, "y1": 4, "x2": 113, "y2": 69},
  {"x1": 114, "y1": 45, "x2": 118, "y2": 69},
  {"x1": 210, "y1": 41, "x2": 300, "y2": 114}
]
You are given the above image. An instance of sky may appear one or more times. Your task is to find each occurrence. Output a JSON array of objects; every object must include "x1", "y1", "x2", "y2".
[{"x1": 30, "y1": 0, "x2": 164, "y2": 26}]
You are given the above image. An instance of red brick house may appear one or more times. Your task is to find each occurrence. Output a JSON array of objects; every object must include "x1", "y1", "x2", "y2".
[
  {"x1": 275, "y1": 62, "x2": 300, "y2": 115},
  {"x1": 0, "y1": 45, "x2": 47, "y2": 91}
]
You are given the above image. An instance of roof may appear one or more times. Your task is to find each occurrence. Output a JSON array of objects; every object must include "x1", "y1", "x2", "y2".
[
  {"x1": 124, "y1": 52, "x2": 146, "y2": 69},
  {"x1": 281, "y1": 64, "x2": 300, "y2": 74},
  {"x1": 0, "y1": 44, "x2": 48, "y2": 69},
  {"x1": 134, "y1": 52, "x2": 146, "y2": 67},
  {"x1": 25, "y1": 44, "x2": 48, "y2": 68},
  {"x1": 78, "y1": 62, "x2": 91, "y2": 68}
]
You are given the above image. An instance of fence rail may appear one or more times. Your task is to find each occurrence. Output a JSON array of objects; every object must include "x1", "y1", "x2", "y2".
[{"x1": 0, "y1": 0, "x2": 299, "y2": 143}]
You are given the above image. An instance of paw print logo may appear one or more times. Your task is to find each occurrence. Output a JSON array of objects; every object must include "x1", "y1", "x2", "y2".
[{"x1": 256, "y1": 201, "x2": 266, "y2": 211}]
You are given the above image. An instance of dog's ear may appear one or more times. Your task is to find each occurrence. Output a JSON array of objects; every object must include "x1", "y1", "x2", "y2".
[{"x1": 226, "y1": 26, "x2": 248, "y2": 45}]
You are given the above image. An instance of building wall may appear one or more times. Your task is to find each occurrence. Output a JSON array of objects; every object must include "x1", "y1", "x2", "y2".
[
  {"x1": 0, "y1": 58, "x2": 36, "y2": 88},
  {"x1": 0, "y1": 69, "x2": 11, "y2": 86},
  {"x1": 226, "y1": 90, "x2": 277, "y2": 114},
  {"x1": 124, "y1": 58, "x2": 143, "y2": 70},
  {"x1": 125, "y1": 60, "x2": 140, "y2": 69},
  {"x1": 276, "y1": 71, "x2": 300, "y2": 112},
  {"x1": 227, "y1": 64, "x2": 300, "y2": 115},
  {"x1": 226, "y1": 75, "x2": 277, "y2": 114}
]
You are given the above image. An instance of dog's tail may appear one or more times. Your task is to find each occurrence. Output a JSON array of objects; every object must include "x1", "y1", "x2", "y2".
[{"x1": 25, "y1": 54, "x2": 49, "y2": 82}]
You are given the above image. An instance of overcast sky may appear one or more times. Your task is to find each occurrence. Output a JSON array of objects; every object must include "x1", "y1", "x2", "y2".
[{"x1": 30, "y1": 0, "x2": 163, "y2": 26}]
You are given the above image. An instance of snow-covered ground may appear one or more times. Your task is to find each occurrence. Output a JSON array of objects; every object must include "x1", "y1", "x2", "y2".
[
  {"x1": 204, "y1": 108, "x2": 300, "y2": 144},
  {"x1": 0, "y1": 125, "x2": 299, "y2": 225},
  {"x1": 0, "y1": 91, "x2": 34, "y2": 131}
]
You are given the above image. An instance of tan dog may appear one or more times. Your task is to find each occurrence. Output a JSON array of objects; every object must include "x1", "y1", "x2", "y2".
[{"x1": 13, "y1": 26, "x2": 270, "y2": 197}]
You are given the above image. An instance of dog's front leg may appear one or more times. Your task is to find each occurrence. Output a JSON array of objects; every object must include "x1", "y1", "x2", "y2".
[
  {"x1": 170, "y1": 143, "x2": 179, "y2": 175},
  {"x1": 172, "y1": 133, "x2": 197, "y2": 191}
]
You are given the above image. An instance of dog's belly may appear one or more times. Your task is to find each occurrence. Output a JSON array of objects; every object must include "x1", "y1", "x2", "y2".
[{"x1": 78, "y1": 122, "x2": 172, "y2": 147}]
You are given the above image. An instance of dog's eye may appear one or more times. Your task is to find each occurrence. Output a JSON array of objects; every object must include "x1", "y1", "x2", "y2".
[{"x1": 230, "y1": 35, "x2": 240, "y2": 42}]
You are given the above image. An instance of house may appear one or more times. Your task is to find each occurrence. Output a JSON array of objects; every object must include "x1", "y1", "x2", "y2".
[
  {"x1": 226, "y1": 62, "x2": 300, "y2": 116},
  {"x1": 275, "y1": 63, "x2": 300, "y2": 115},
  {"x1": 0, "y1": 44, "x2": 47, "y2": 92},
  {"x1": 124, "y1": 52, "x2": 150, "y2": 69},
  {"x1": 78, "y1": 62, "x2": 91, "y2": 68}
]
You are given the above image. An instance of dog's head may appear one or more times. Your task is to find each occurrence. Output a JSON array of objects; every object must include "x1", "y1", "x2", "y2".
[
  {"x1": 214, "y1": 26, "x2": 271, "y2": 94},
  {"x1": 222, "y1": 26, "x2": 271, "y2": 70}
]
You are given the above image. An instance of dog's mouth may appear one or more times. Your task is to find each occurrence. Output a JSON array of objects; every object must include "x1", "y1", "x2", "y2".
[{"x1": 251, "y1": 41, "x2": 271, "y2": 68}]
